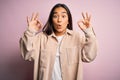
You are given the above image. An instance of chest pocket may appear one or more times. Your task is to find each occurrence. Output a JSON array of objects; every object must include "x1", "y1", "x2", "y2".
[
  {"x1": 66, "y1": 46, "x2": 81, "y2": 65},
  {"x1": 40, "y1": 49, "x2": 52, "y2": 68}
]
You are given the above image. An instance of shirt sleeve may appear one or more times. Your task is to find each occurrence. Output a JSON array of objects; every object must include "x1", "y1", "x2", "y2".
[
  {"x1": 81, "y1": 27, "x2": 97, "y2": 63},
  {"x1": 19, "y1": 27, "x2": 40, "y2": 61}
]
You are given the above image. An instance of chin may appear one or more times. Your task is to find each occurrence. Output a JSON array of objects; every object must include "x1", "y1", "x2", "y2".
[{"x1": 56, "y1": 29, "x2": 64, "y2": 32}]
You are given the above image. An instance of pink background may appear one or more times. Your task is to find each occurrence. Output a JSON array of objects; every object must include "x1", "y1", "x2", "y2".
[{"x1": 0, "y1": 0, "x2": 120, "y2": 80}]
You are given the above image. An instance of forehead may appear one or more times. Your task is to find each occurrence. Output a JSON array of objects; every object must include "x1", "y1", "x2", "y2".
[{"x1": 53, "y1": 7, "x2": 67, "y2": 14}]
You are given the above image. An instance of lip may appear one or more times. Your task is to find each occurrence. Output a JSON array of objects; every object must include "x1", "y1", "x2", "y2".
[{"x1": 56, "y1": 24, "x2": 62, "y2": 29}]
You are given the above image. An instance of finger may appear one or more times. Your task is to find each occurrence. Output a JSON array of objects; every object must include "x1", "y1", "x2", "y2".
[
  {"x1": 88, "y1": 14, "x2": 91, "y2": 21},
  {"x1": 27, "y1": 16, "x2": 30, "y2": 24},
  {"x1": 34, "y1": 12, "x2": 39, "y2": 20},
  {"x1": 77, "y1": 20, "x2": 84, "y2": 26},
  {"x1": 86, "y1": 12, "x2": 91, "y2": 21},
  {"x1": 86, "y1": 12, "x2": 89, "y2": 19},
  {"x1": 81, "y1": 20, "x2": 85, "y2": 25},
  {"x1": 31, "y1": 12, "x2": 38, "y2": 21},
  {"x1": 82, "y1": 12, "x2": 85, "y2": 19},
  {"x1": 31, "y1": 12, "x2": 35, "y2": 21},
  {"x1": 37, "y1": 19, "x2": 43, "y2": 27}
]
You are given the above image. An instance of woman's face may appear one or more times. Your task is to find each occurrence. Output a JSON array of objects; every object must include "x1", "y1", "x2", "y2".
[{"x1": 52, "y1": 7, "x2": 69, "y2": 36}]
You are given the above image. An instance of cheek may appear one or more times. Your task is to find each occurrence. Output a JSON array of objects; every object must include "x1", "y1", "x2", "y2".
[
  {"x1": 52, "y1": 19, "x2": 58, "y2": 26},
  {"x1": 65, "y1": 17, "x2": 69, "y2": 24},
  {"x1": 64, "y1": 20, "x2": 69, "y2": 26}
]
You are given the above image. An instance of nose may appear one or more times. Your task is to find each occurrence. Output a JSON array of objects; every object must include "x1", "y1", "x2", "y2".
[{"x1": 57, "y1": 16, "x2": 62, "y2": 23}]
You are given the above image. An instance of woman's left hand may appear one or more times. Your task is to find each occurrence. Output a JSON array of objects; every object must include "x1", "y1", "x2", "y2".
[{"x1": 77, "y1": 12, "x2": 91, "y2": 30}]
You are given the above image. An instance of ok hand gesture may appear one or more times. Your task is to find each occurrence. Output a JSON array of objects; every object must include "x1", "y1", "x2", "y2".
[
  {"x1": 27, "y1": 13, "x2": 42, "y2": 31},
  {"x1": 77, "y1": 12, "x2": 91, "y2": 30}
]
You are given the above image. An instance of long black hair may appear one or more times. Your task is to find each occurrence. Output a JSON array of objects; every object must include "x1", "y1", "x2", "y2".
[{"x1": 42, "y1": 3, "x2": 73, "y2": 35}]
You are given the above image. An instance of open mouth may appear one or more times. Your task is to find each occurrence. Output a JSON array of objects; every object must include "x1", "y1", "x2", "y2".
[{"x1": 57, "y1": 24, "x2": 62, "y2": 29}]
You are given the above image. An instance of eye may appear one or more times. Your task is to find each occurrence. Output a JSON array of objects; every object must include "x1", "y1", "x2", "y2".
[
  {"x1": 62, "y1": 15, "x2": 66, "y2": 18},
  {"x1": 53, "y1": 15, "x2": 58, "y2": 18}
]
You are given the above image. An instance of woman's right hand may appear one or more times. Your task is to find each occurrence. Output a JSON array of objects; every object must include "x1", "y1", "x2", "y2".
[{"x1": 27, "y1": 13, "x2": 42, "y2": 31}]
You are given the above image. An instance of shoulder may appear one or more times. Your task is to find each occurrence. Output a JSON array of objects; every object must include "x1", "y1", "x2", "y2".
[
  {"x1": 37, "y1": 31, "x2": 48, "y2": 38},
  {"x1": 68, "y1": 29, "x2": 81, "y2": 37}
]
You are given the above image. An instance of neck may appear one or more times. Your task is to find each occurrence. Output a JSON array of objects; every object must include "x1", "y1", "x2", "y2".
[{"x1": 54, "y1": 31, "x2": 66, "y2": 36}]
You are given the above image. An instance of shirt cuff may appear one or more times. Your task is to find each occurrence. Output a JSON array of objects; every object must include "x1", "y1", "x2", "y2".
[
  {"x1": 82, "y1": 27, "x2": 96, "y2": 37},
  {"x1": 25, "y1": 27, "x2": 38, "y2": 36}
]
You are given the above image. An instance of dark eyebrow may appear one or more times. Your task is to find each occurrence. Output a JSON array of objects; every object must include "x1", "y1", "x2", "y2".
[{"x1": 53, "y1": 11, "x2": 67, "y2": 14}]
